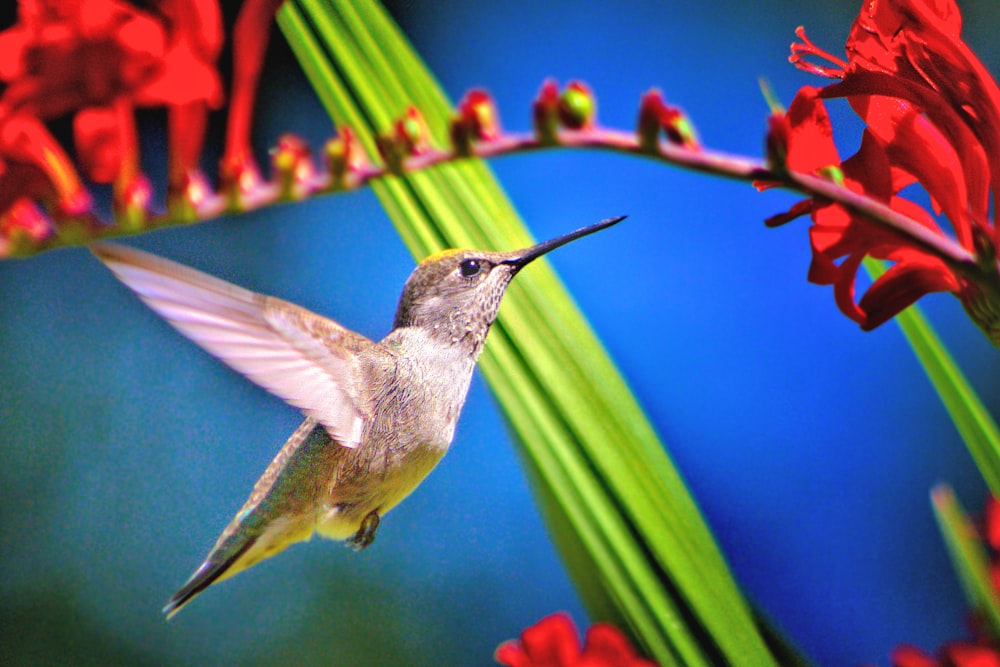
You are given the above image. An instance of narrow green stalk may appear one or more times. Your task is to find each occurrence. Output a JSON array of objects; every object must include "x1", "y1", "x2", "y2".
[
  {"x1": 931, "y1": 485, "x2": 1000, "y2": 641},
  {"x1": 865, "y1": 259, "x2": 1000, "y2": 498},
  {"x1": 279, "y1": 2, "x2": 793, "y2": 663}
]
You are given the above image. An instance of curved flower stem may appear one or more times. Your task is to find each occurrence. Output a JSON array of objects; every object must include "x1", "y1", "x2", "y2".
[
  {"x1": 785, "y1": 171, "x2": 977, "y2": 270},
  {"x1": 3, "y1": 121, "x2": 985, "y2": 295}
]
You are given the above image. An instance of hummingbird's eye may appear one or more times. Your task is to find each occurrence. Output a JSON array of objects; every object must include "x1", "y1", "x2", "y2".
[{"x1": 459, "y1": 259, "x2": 483, "y2": 278}]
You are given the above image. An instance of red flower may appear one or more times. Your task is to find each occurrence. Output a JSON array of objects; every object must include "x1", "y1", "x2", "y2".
[
  {"x1": 0, "y1": 0, "x2": 289, "y2": 244},
  {"x1": 0, "y1": 1, "x2": 167, "y2": 120},
  {"x1": 774, "y1": 0, "x2": 1000, "y2": 340},
  {"x1": 0, "y1": 0, "x2": 223, "y2": 226},
  {"x1": 888, "y1": 641, "x2": 1000, "y2": 667},
  {"x1": 882, "y1": 495, "x2": 1000, "y2": 667},
  {"x1": 0, "y1": 113, "x2": 89, "y2": 223},
  {"x1": 494, "y1": 612, "x2": 657, "y2": 667}
]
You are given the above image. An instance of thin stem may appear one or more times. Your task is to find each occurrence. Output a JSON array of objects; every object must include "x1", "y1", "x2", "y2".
[{"x1": 2, "y1": 123, "x2": 983, "y2": 292}]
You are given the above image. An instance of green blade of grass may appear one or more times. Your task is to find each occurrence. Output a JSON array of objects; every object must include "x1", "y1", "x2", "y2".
[
  {"x1": 931, "y1": 485, "x2": 1000, "y2": 641},
  {"x1": 279, "y1": 2, "x2": 796, "y2": 663},
  {"x1": 865, "y1": 258, "x2": 1000, "y2": 497}
]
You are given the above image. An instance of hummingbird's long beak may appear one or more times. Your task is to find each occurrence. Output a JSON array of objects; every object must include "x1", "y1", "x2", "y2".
[{"x1": 504, "y1": 215, "x2": 626, "y2": 271}]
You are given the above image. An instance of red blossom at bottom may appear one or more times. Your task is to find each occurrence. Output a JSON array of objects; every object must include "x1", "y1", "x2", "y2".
[
  {"x1": 890, "y1": 642, "x2": 1000, "y2": 667},
  {"x1": 495, "y1": 612, "x2": 657, "y2": 667},
  {"x1": 877, "y1": 496, "x2": 1000, "y2": 667}
]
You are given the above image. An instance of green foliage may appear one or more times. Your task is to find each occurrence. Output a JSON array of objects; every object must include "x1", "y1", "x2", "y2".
[
  {"x1": 277, "y1": 1, "x2": 795, "y2": 664},
  {"x1": 865, "y1": 259, "x2": 1000, "y2": 499},
  {"x1": 931, "y1": 486, "x2": 1000, "y2": 642}
]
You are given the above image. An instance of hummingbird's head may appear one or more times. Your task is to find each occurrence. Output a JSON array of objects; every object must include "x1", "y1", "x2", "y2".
[{"x1": 392, "y1": 216, "x2": 625, "y2": 351}]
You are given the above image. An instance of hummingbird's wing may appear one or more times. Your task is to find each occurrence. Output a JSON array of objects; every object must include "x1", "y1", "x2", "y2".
[
  {"x1": 91, "y1": 242, "x2": 371, "y2": 448},
  {"x1": 163, "y1": 418, "x2": 340, "y2": 618}
]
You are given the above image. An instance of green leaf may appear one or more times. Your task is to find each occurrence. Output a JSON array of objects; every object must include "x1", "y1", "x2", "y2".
[
  {"x1": 931, "y1": 485, "x2": 1000, "y2": 641},
  {"x1": 279, "y1": 2, "x2": 801, "y2": 664},
  {"x1": 865, "y1": 258, "x2": 1000, "y2": 498}
]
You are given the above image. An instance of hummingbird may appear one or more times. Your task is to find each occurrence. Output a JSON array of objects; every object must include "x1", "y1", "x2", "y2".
[{"x1": 90, "y1": 215, "x2": 623, "y2": 618}]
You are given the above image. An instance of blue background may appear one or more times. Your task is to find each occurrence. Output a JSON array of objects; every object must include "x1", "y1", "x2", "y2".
[{"x1": 3, "y1": 1, "x2": 1000, "y2": 665}]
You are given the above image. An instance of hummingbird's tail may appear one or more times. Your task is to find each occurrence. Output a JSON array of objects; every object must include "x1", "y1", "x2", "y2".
[
  {"x1": 163, "y1": 512, "x2": 313, "y2": 618},
  {"x1": 162, "y1": 419, "x2": 334, "y2": 618},
  {"x1": 163, "y1": 539, "x2": 256, "y2": 618}
]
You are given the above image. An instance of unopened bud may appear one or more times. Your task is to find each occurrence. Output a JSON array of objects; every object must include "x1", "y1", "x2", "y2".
[{"x1": 558, "y1": 81, "x2": 595, "y2": 130}]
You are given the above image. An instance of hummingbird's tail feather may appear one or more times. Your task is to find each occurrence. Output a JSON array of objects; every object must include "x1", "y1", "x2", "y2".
[
  {"x1": 163, "y1": 514, "x2": 314, "y2": 618},
  {"x1": 163, "y1": 537, "x2": 257, "y2": 619},
  {"x1": 163, "y1": 421, "x2": 341, "y2": 618}
]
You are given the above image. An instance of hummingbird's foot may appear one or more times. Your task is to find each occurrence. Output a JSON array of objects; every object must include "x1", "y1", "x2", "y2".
[{"x1": 348, "y1": 510, "x2": 380, "y2": 551}]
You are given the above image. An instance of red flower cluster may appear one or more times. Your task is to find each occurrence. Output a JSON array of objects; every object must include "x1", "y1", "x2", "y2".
[
  {"x1": 891, "y1": 643, "x2": 1000, "y2": 667},
  {"x1": 0, "y1": 0, "x2": 284, "y2": 251},
  {"x1": 495, "y1": 612, "x2": 657, "y2": 667},
  {"x1": 770, "y1": 0, "x2": 1000, "y2": 340}
]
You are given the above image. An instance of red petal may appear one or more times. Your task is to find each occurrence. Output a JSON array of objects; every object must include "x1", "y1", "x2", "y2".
[
  {"x1": 137, "y1": 42, "x2": 223, "y2": 107},
  {"x1": 764, "y1": 199, "x2": 813, "y2": 227},
  {"x1": 514, "y1": 613, "x2": 581, "y2": 666},
  {"x1": 807, "y1": 221, "x2": 851, "y2": 284},
  {"x1": 831, "y1": 252, "x2": 867, "y2": 325},
  {"x1": 847, "y1": 0, "x2": 962, "y2": 75},
  {"x1": 985, "y1": 496, "x2": 1000, "y2": 551},
  {"x1": 857, "y1": 258, "x2": 958, "y2": 330},
  {"x1": 784, "y1": 87, "x2": 840, "y2": 174},
  {"x1": 821, "y1": 72, "x2": 989, "y2": 223},
  {"x1": 74, "y1": 107, "x2": 124, "y2": 184},
  {"x1": 840, "y1": 0, "x2": 1000, "y2": 243},
  {"x1": 180, "y1": 0, "x2": 225, "y2": 61},
  {"x1": 857, "y1": 96, "x2": 973, "y2": 249},
  {"x1": 841, "y1": 130, "x2": 896, "y2": 202},
  {"x1": 582, "y1": 624, "x2": 636, "y2": 658},
  {"x1": 578, "y1": 624, "x2": 657, "y2": 666},
  {"x1": 941, "y1": 641, "x2": 1000, "y2": 667},
  {"x1": 0, "y1": 26, "x2": 29, "y2": 81},
  {"x1": 890, "y1": 644, "x2": 940, "y2": 667},
  {"x1": 495, "y1": 640, "x2": 533, "y2": 667}
]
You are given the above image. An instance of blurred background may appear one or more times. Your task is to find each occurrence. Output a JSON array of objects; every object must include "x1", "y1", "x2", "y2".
[{"x1": 3, "y1": 1, "x2": 1000, "y2": 665}]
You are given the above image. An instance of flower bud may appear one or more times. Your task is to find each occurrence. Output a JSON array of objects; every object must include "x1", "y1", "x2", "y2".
[
  {"x1": 1, "y1": 200, "x2": 51, "y2": 255},
  {"x1": 533, "y1": 79, "x2": 561, "y2": 144},
  {"x1": 451, "y1": 90, "x2": 500, "y2": 156},
  {"x1": 637, "y1": 89, "x2": 699, "y2": 152},
  {"x1": 271, "y1": 134, "x2": 315, "y2": 200},
  {"x1": 167, "y1": 170, "x2": 212, "y2": 222},
  {"x1": 395, "y1": 107, "x2": 431, "y2": 157},
  {"x1": 114, "y1": 174, "x2": 152, "y2": 231},
  {"x1": 558, "y1": 81, "x2": 595, "y2": 130},
  {"x1": 219, "y1": 155, "x2": 264, "y2": 211}
]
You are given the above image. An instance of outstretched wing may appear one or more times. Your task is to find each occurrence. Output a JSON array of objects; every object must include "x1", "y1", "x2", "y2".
[{"x1": 91, "y1": 242, "x2": 371, "y2": 447}]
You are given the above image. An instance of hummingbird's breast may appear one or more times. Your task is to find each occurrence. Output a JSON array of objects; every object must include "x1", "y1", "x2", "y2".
[
  {"x1": 317, "y1": 327, "x2": 477, "y2": 536},
  {"x1": 368, "y1": 325, "x2": 478, "y2": 451}
]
